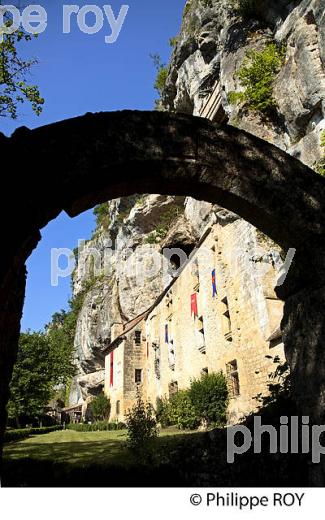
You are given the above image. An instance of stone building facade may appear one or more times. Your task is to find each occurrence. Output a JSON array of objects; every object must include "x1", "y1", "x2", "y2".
[{"x1": 104, "y1": 219, "x2": 285, "y2": 424}]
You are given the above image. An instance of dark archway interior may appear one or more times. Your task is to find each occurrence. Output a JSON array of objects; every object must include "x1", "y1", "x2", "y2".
[{"x1": 1, "y1": 111, "x2": 325, "y2": 482}]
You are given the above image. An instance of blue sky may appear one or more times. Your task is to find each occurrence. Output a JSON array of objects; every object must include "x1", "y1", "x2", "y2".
[{"x1": 1, "y1": 0, "x2": 184, "y2": 331}]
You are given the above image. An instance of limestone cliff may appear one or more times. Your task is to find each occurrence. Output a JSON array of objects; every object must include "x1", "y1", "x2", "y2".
[
  {"x1": 69, "y1": 194, "x2": 206, "y2": 403},
  {"x1": 162, "y1": 0, "x2": 324, "y2": 167},
  {"x1": 69, "y1": 0, "x2": 325, "y2": 405}
]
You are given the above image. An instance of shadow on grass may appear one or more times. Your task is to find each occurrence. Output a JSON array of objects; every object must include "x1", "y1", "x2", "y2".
[
  {"x1": 4, "y1": 438, "x2": 131, "y2": 467},
  {"x1": 2, "y1": 402, "x2": 314, "y2": 487},
  {"x1": 2, "y1": 429, "x2": 310, "y2": 487}
]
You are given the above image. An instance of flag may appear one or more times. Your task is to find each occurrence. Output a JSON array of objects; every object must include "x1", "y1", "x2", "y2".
[
  {"x1": 165, "y1": 324, "x2": 169, "y2": 344},
  {"x1": 212, "y1": 269, "x2": 217, "y2": 297},
  {"x1": 191, "y1": 293, "x2": 198, "y2": 317},
  {"x1": 110, "y1": 350, "x2": 114, "y2": 387}
]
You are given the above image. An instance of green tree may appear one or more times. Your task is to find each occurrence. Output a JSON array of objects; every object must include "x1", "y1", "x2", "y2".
[
  {"x1": 46, "y1": 311, "x2": 77, "y2": 385},
  {"x1": 151, "y1": 53, "x2": 168, "y2": 106},
  {"x1": 90, "y1": 393, "x2": 111, "y2": 421},
  {"x1": 188, "y1": 371, "x2": 229, "y2": 427},
  {"x1": 7, "y1": 327, "x2": 75, "y2": 427},
  {"x1": 169, "y1": 390, "x2": 199, "y2": 430},
  {"x1": 0, "y1": 7, "x2": 44, "y2": 119},
  {"x1": 8, "y1": 333, "x2": 55, "y2": 426}
]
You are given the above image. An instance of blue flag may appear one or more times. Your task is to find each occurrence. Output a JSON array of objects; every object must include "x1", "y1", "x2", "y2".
[
  {"x1": 212, "y1": 269, "x2": 217, "y2": 297},
  {"x1": 165, "y1": 324, "x2": 169, "y2": 344}
]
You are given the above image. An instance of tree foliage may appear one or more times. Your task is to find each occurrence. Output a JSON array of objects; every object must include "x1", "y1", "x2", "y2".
[
  {"x1": 169, "y1": 390, "x2": 200, "y2": 430},
  {"x1": 151, "y1": 53, "x2": 168, "y2": 107},
  {"x1": 8, "y1": 324, "x2": 75, "y2": 426},
  {"x1": 0, "y1": 14, "x2": 44, "y2": 119},
  {"x1": 90, "y1": 393, "x2": 111, "y2": 421},
  {"x1": 7, "y1": 330, "x2": 75, "y2": 426},
  {"x1": 156, "y1": 372, "x2": 229, "y2": 429},
  {"x1": 188, "y1": 371, "x2": 228, "y2": 426},
  {"x1": 93, "y1": 203, "x2": 111, "y2": 230}
]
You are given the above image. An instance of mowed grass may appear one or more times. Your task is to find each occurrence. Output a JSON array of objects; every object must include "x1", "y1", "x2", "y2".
[{"x1": 3, "y1": 427, "x2": 200, "y2": 468}]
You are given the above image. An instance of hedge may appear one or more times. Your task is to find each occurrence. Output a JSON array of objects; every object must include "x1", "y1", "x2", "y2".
[
  {"x1": 4, "y1": 425, "x2": 63, "y2": 443},
  {"x1": 66, "y1": 421, "x2": 126, "y2": 432}
]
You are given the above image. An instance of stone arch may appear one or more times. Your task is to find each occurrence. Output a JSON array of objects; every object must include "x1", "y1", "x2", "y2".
[{"x1": 1, "y1": 111, "x2": 325, "y2": 480}]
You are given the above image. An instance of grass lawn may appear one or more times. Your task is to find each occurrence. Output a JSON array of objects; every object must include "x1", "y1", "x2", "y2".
[{"x1": 3, "y1": 427, "x2": 201, "y2": 469}]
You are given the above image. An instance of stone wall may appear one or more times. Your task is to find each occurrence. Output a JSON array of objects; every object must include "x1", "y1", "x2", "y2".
[{"x1": 105, "y1": 222, "x2": 285, "y2": 424}]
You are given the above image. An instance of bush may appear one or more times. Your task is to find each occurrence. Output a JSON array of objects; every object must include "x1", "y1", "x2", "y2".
[
  {"x1": 93, "y1": 203, "x2": 110, "y2": 229},
  {"x1": 145, "y1": 206, "x2": 181, "y2": 243},
  {"x1": 125, "y1": 390, "x2": 157, "y2": 458},
  {"x1": 188, "y1": 372, "x2": 228, "y2": 427},
  {"x1": 66, "y1": 421, "x2": 125, "y2": 432},
  {"x1": 169, "y1": 391, "x2": 200, "y2": 430},
  {"x1": 155, "y1": 397, "x2": 172, "y2": 428},
  {"x1": 4, "y1": 425, "x2": 63, "y2": 443},
  {"x1": 90, "y1": 393, "x2": 111, "y2": 421},
  {"x1": 228, "y1": 43, "x2": 286, "y2": 115}
]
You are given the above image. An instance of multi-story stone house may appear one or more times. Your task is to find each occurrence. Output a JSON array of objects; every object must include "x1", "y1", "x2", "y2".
[{"x1": 104, "y1": 217, "x2": 285, "y2": 424}]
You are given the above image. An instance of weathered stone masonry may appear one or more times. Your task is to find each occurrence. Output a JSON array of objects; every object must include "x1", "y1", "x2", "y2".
[{"x1": 103, "y1": 219, "x2": 285, "y2": 424}]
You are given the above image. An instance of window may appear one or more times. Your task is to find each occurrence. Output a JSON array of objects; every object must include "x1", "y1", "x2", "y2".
[
  {"x1": 221, "y1": 296, "x2": 232, "y2": 341},
  {"x1": 196, "y1": 315, "x2": 206, "y2": 354},
  {"x1": 153, "y1": 342, "x2": 161, "y2": 380},
  {"x1": 116, "y1": 400, "x2": 120, "y2": 415},
  {"x1": 226, "y1": 360, "x2": 240, "y2": 397},
  {"x1": 166, "y1": 291, "x2": 173, "y2": 311},
  {"x1": 201, "y1": 367, "x2": 209, "y2": 375},
  {"x1": 135, "y1": 369, "x2": 142, "y2": 384},
  {"x1": 134, "y1": 330, "x2": 142, "y2": 346},
  {"x1": 168, "y1": 381, "x2": 178, "y2": 397},
  {"x1": 192, "y1": 258, "x2": 200, "y2": 291}
]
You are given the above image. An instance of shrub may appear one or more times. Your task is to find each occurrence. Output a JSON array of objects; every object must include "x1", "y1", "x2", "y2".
[
  {"x1": 125, "y1": 390, "x2": 157, "y2": 458},
  {"x1": 93, "y1": 203, "x2": 110, "y2": 230},
  {"x1": 66, "y1": 421, "x2": 125, "y2": 432},
  {"x1": 228, "y1": 43, "x2": 286, "y2": 115},
  {"x1": 4, "y1": 425, "x2": 63, "y2": 443},
  {"x1": 169, "y1": 390, "x2": 200, "y2": 430},
  {"x1": 188, "y1": 372, "x2": 229, "y2": 427},
  {"x1": 155, "y1": 397, "x2": 172, "y2": 427},
  {"x1": 90, "y1": 393, "x2": 111, "y2": 421},
  {"x1": 169, "y1": 36, "x2": 178, "y2": 48},
  {"x1": 145, "y1": 206, "x2": 181, "y2": 243}
]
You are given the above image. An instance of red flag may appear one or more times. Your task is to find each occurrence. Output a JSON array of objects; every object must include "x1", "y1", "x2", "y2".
[
  {"x1": 110, "y1": 351, "x2": 114, "y2": 387},
  {"x1": 191, "y1": 293, "x2": 198, "y2": 317}
]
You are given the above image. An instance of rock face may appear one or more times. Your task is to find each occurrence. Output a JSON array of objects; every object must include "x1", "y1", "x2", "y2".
[
  {"x1": 162, "y1": 0, "x2": 325, "y2": 168},
  {"x1": 69, "y1": 0, "x2": 325, "y2": 404},
  {"x1": 69, "y1": 194, "x2": 203, "y2": 402}
]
